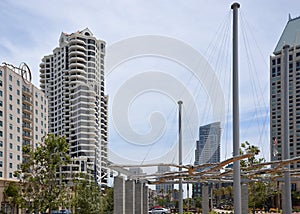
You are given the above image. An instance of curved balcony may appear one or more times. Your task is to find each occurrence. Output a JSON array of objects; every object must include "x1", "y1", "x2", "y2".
[
  {"x1": 69, "y1": 75, "x2": 86, "y2": 82},
  {"x1": 69, "y1": 49, "x2": 86, "y2": 57},
  {"x1": 69, "y1": 56, "x2": 86, "y2": 63},
  {"x1": 22, "y1": 97, "x2": 32, "y2": 106},
  {"x1": 40, "y1": 67, "x2": 45, "y2": 75},
  {"x1": 69, "y1": 44, "x2": 86, "y2": 52},
  {"x1": 69, "y1": 38, "x2": 85, "y2": 46},
  {"x1": 23, "y1": 134, "x2": 32, "y2": 141},
  {"x1": 40, "y1": 62, "x2": 45, "y2": 68},
  {"x1": 22, "y1": 124, "x2": 32, "y2": 132},
  {"x1": 40, "y1": 76, "x2": 46, "y2": 83},
  {"x1": 69, "y1": 62, "x2": 85, "y2": 69},
  {"x1": 22, "y1": 107, "x2": 32, "y2": 115}
]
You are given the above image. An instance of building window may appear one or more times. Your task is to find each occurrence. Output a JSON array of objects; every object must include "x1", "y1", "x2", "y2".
[
  {"x1": 9, "y1": 104, "x2": 12, "y2": 110},
  {"x1": 9, "y1": 143, "x2": 12, "y2": 149},
  {"x1": 0, "y1": 80, "x2": 2, "y2": 86},
  {"x1": 17, "y1": 108, "x2": 20, "y2": 114},
  {"x1": 9, "y1": 173, "x2": 12, "y2": 178},
  {"x1": 0, "y1": 131, "x2": 2, "y2": 137},
  {"x1": 0, "y1": 101, "x2": 2, "y2": 107},
  {"x1": 9, "y1": 75, "x2": 12, "y2": 81},
  {"x1": 17, "y1": 136, "x2": 20, "y2": 142},
  {"x1": 9, "y1": 114, "x2": 12, "y2": 120},
  {"x1": 9, "y1": 153, "x2": 12, "y2": 159},
  {"x1": 17, "y1": 155, "x2": 20, "y2": 161},
  {"x1": 17, "y1": 118, "x2": 20, "y2": 123},
  {"x1": 17, "y1": 145, "x2": 20, "y2": 151},
  {"x1": 0, "y1": 151, "x2": 2, "y2": 157},
  {"x1": 0, "y1": 111, "x2": 2, "y2": 117},
  {"x1": 0, "y1": 161, "x2": 2, "y2": 167},
  {"x1": 17, "y1": 99, "x2": 20, "y2": 105},
  {"x1": 0, "y1": 141, "x2": 2, "y2": 147},
  {"x1": 0, "y1": 172, "x2": 2, "y2": 177},
  {"x1": 0, "y1": 91, "x2": 2, "y2": 97},
  {"x1": 17, "y1": 80, "x2": 20, "y2": 86},
  {"x1": 9, "y1": 84, "x2": 12, "y2": 91},
  {"x1": 17, "y1": 89, "x2": 20, "y2": 95},
  {"x1": 9, "y1": 133, "x2": 13, "y2": 139},
  {"x1": 9, "y1": 163, "x2": 12, "y2": 168},
  {"x1": 0, "y1": 121, "x2": 2, "y2": 127},
  {"x1": 17, "y1": 127, "x2": 20, "y2": 133},
  {"x1": 9, "y1": 124, "x2": 13, "y2": 130},
  {"x1": 9, "y1": 95, "x2": 12, "y2": 101}
]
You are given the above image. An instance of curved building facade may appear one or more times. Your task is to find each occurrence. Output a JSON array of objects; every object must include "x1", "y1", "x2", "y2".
[{"x1": 40, "y1": 28, "x2": 108, "y2": 186}]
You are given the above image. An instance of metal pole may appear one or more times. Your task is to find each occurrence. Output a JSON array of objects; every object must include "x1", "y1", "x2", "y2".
[
  {"x1": 282, "y1": 44, "x2": 292, "y2": 214},
  {"x1": 178, "y1": 100, "x2": 183, "y2": 214},
  {"x1": 231, "y1": 3, "x2": 242, "y2": 214}
]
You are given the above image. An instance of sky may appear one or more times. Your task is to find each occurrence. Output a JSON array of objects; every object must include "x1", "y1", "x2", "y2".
[{"x1": 1, "y1": 0, "x2": 300, "y2": 171}]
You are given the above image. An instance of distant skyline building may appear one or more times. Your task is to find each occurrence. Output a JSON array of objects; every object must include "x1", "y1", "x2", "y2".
[
  {"x1": 0, "y1": 63, "x2": 48, "y2": 203},
  {"x1": 39, "y1": 28, "x2": 108, "y2": 186},
  {"x1": 155, "y1": 166, "x2": 174, "y2": 196},
  {"x1": 128, "y1": 167, "x2": 146, "y2": 176},
  {"x1": 194, "y1": 122, "x2": 221, "y2": 165},
  {"x1": 270, "y1": 15, "x2": 300, "y2": 170},
  {"x1": 193, "y1": 121, "x2": 221, "y2": 198}
]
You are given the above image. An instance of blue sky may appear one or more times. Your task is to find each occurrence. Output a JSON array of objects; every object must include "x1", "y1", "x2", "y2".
[{"x1": 1, "y1": 0, "x2": 300, "y2": 167}]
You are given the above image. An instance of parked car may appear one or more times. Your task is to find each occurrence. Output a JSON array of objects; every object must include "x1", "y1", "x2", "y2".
[{"x1": 151, "y1": 207, "x2": 171, "y2": 214}]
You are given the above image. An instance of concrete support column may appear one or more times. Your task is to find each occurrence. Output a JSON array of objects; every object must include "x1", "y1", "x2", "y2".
[
  {"x1": 143, "y1": 184, "x2": 149, "y2": 214},
  {"x1": 114, "y1": 176, "x2": 125, "y2": 214},
  {"x1": 202, "y1": 184, "x2": 209, "y2": 214},
  {"x1": 125, "y1": 180, "x2": 135, "y2": 214},
  {"x1": 135, "y1": 182, "x2": 143, "y2": 214},
  {"x1": 241, "y1": 184, "x2": 248, "y2": 214}
]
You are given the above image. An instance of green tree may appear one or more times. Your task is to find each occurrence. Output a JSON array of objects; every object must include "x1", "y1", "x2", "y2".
[
  {"x1": 101, "y1": 187, "x2": 114, "y2": 213},
  {"x1": 16, "y1": 134, "x2": 72, "y2": 213},
  {"x1": 240, "y1": 141, "x2": 277, "y2": 211},
  {"x1": 73, "y1": 176, "x2": 110, "y2": 214},
  {"x1": 3, "y1": 182, "x2": 22, "y2": 213}
]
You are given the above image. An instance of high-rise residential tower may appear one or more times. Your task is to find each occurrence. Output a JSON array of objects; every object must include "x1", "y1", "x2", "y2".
[
  {"x1": 194, "y1": 122, "x2": 221, "y2": 165},
  {"x1": 193, "y1": 122, "x2": 221, "y2": 198},
  {"x1": 270, "y1": 16, "x2": 300, "y2": 170},
  {"x1": 0, "y1": 63, "x2": 48, "y2": 203},
  {"x1": 39, "y1": 28, "x2": 108, "y2": 186}
]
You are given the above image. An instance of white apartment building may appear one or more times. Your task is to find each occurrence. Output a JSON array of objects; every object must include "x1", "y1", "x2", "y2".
[
  {"x1": 0, "y1": 63, "x2": 48, "y2": 203},
  {"x1": 271, "y1": 16, "x2": 300, "y2": 171},
  {"x1": 39, "y1": 28, "x2": 108, "y2": 187}
]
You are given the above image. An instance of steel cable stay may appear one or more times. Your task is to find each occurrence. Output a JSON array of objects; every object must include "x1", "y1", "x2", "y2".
[{"x1": 239, "y1": 12, "x2": 270, "y2": 161}]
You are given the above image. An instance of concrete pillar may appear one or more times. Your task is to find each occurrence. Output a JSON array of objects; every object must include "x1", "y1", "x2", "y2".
[
  {"x1": 114, "y1": 176, "x2": 125, "y2": 214},
  {"x1": 282, "y1": 183, "x2": 286, "y2": 212},
  {"x1": 135, "y1": 182, "x2": 143, "y2": 214},
  {"x1": 202, "y1": 184, "x2": 209, "y2": 214},
  {"x1": 143, "y1": 184, "x2": 149, "y2": 214},
  {"x1": 241, "y1": 183, "x2": 248, "y2": 214},
  {"x1": 126, "y1": 180, "x2": 135, "y2": 214}
]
